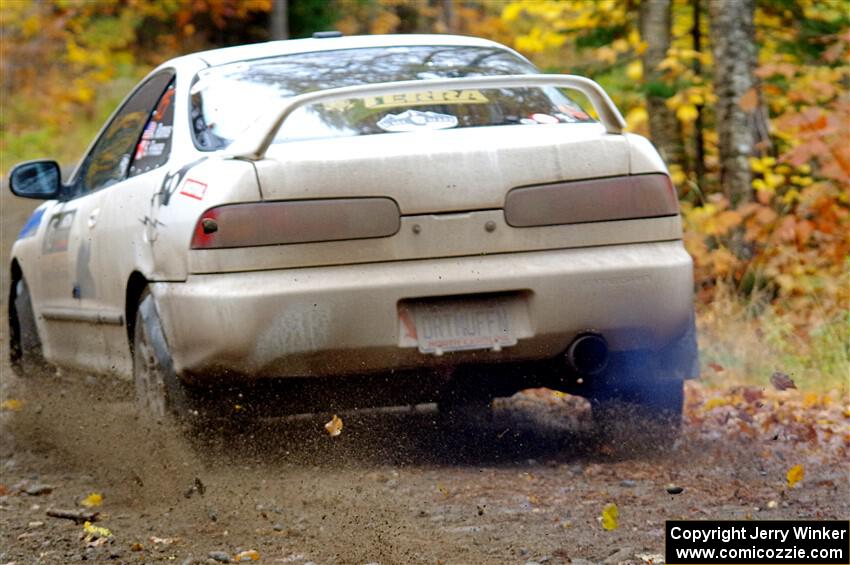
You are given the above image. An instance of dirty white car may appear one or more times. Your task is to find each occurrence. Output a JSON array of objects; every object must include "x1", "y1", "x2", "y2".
[{"x1": 8, "y1": 34, "x2": 697, "y2": 433}]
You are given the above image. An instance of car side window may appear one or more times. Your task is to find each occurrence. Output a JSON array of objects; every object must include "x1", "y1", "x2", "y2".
[
  {"x1": 76, "y1": 72, "x2": 174, "y2": 196},
  {"x1": 129, "y1": 81, "x2": 175, "y2": 177}
]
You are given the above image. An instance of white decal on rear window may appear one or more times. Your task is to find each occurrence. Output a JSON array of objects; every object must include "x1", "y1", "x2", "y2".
[
  {"x1": 364, "y1": 89, "x2": 488, "y2": 109},
  {"x1": 376, "y1": 110, "x2": 458, "y2": 132}
]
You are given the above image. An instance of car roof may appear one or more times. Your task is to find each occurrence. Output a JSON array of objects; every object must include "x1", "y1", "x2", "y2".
[{"x1": 183, "y1": 34, "x2": 524, "y2": 68}]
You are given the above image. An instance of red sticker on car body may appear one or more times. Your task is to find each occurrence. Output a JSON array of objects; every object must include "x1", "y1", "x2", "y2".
[{"x1": 180, "y1": 178, "x2": 208, "y2": 200}]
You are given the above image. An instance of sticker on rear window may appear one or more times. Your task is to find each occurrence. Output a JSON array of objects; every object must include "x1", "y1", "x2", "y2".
[
  {"x1": 377, "y1": 110, "x2": 458, "y2": 132},
  {"x1": 364, "y1": 89, "x2": 488, "y2": 109}
]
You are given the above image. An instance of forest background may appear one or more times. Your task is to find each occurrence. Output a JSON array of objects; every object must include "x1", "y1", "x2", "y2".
[{"x1": 1, "y1": 0, "x2": 847, "y2": 393}]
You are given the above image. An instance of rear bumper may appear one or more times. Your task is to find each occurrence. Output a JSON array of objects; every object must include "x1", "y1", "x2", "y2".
[{"x1": 152, "y1": 241, "x2": 698, "y2": 381}]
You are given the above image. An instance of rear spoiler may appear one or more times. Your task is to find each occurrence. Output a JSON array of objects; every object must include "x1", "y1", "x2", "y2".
[{"x1": 224, "y1": 74, "x2": 627, "y2": 161}]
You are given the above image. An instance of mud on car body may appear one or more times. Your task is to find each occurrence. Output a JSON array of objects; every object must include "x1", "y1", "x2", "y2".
[{"x1": 8, "y1": 34, "x2": 697, "y2": 435}]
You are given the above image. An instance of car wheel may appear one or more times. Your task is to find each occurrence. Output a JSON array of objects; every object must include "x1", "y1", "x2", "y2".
[
  {"x1": 590, "y1": 377, "x2": 684, "y2": 450},
  {"x1": 10, "y1": 277, "x2": 48, "y2": 376},
  {"x1": 132, "y1": 290, "x2": 195, "y2": 423}
]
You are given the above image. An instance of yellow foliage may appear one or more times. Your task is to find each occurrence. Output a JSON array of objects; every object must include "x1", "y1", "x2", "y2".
[
  {"x1": 676, "y1": 103, "x2": 699, "y2": 123},
  {"x1": 625, "y1": 106, "x2": 648, "y2": 131},
  {"x1": 626, "y1": 60, "x2": 643, "y2": 81}
]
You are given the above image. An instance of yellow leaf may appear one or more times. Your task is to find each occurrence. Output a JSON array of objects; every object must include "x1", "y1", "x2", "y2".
[
  {"x1": 703, "y1": 397, "x2": 731, "y2": 411},
  {"x1": 626, "y1": 60, "x2": 643, "y2": 82},
  {"x1": 601, "y1": 502, "x2": 619, "y2": 530},
  {"x1": 324, "y1": 414, "x2": 343, "y2": 437},
  {"x1": 83, "y1": 521, "x2": 112, "y2": 539},
  {"x1": 786, "y1": 464, "x2": 804, "y2": 488},
  {"x1": 0, "y1": 399, "x2": 24, "y2": 411},
  {"x1": 80, "y1": 493, "x2": 103, "y2": 508},
  {"x1": 676, "y1": 104, "x2": 699, "y2": 123}
]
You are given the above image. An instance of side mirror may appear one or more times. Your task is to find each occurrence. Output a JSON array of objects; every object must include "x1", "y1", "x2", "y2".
[{"x1": 9, "y1": 160, "x2": 61, "y2": 200}]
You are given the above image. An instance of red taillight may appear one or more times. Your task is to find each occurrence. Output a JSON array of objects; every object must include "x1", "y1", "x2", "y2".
[
  {"x1": 190, "y1": 198, "x2": 400, "y2": 249},
  {"x1": 191, "y1": 208, "x2": 221, "y2": 249},
  {"x1": 504, "y1": 173, "x2": 679, "y2": 228}
]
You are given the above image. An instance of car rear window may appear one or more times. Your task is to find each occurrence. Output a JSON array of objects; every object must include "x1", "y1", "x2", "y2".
[{"x1": 190, "y1": 45, "x2": 595, "y2": 149}]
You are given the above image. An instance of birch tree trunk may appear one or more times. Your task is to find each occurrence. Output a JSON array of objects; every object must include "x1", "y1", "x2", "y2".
[
  {"x1": 709, "y1": 0, "x2": 757, "y2": 205},
  {"x1": 271, "y1": 0, "x2": 288, "y2": 40},
  {"x1": 640, "y1": 0, "x2": 685, "y2": 171}
]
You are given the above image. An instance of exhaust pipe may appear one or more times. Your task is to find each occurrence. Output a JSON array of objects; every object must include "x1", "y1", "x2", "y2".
[{"x1": 566, "y1": 333, "x2": 609, "y2": 375}]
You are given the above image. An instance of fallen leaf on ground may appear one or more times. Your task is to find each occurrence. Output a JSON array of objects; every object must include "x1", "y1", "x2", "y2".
[
  {"x1": 83, "y1": 521, "x2": 112, "y2": 539},
  {"x1": 234, "y1": 549, "x2": 261, "y2": 561},
  {"x1": 601, "y1": 502, "x2": 619, "y2": 530},
  {"x1": 771, "y1": 371, "x2": 796, "y2": 391},
  {"x1": 786, "y1": 464, "x2": 804, "y2": 488},
  {"x1": 324, "y1": 414, "x2": 343, "y2": 437},
  {"x1": 80, "y1": 492, "x2": 102, "y2": 508},
  {"x1": 0, "y1": 399, "x2": 24, "y2": 411}
]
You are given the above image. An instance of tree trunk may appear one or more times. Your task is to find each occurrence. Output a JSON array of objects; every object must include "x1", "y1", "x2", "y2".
[
  {"x1": 640, "y1": 0, "x2": 685, "y2": 171},
  {"x1": 709, "y1": 0, "x2": 757, "y2": 205},
  {"x1": 271, "y1": 0, "x2": 288, "y2": 41},
  {"x1": 692, "y1": 0, "x2": 706, "y2": 190},
  {"x1": 443, "y1": 0, "x2": 456, "y2": 32}
]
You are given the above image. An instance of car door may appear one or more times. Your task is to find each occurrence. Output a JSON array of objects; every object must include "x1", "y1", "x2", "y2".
[{"x1": 37, "y1": 71, "x2": 176, "y2": 375}]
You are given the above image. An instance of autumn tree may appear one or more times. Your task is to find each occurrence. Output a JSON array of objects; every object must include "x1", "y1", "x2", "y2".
[{"x1": 709, "y1": 0, "x2": 758, "y2": 205}]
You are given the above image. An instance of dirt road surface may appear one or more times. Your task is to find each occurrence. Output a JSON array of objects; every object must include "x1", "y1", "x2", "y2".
[{"x1": 1, "y1": 191, "x2": 848, "y2": 564}]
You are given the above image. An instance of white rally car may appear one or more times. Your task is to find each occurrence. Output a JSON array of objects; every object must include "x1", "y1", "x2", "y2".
[{"x1": 8, "y1": 34, "x2": 697, "y2": 433}]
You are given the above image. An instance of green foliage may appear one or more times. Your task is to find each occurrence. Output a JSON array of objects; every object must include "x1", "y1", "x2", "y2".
[
  {"x1": 575, "y1": 25, "x2": 626, "y2": 49},
  {"x1": 643, "y1": 80, "x2": 677, "y2": 99},
  {"x1": 289, "y1": 0, "x2": 340, "y2": 38}
]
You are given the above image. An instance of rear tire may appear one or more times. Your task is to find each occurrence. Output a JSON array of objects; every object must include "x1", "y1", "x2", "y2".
[
  {"x1": 132, "y1": 290, "x2": 195, "y2": 423},
  {"x1": 10, "y1": 277, "x2": 47, "y2": 376}
]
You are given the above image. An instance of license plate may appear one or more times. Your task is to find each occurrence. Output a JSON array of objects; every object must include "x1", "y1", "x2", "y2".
[{"x1": 411, "y1": 300, "x2": 517, "y2": 354}]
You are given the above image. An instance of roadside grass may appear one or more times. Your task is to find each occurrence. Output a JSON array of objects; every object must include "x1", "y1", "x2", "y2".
[
  {"x1": 0, "y1": 74, "x2": 141, "y2": 176},
  {"x1": 697, "y1": 282, "x2": 849, "y2": 394}
]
